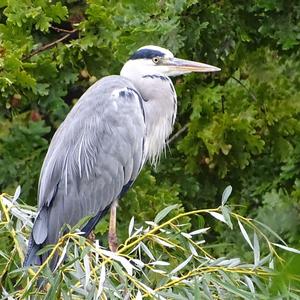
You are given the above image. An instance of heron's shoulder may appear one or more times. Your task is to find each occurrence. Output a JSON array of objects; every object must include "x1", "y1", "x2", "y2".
[
  {"x1": 87, "y1": 75, "x2": 137, "y2": 94},
  {"x1": 72, "y1": 75, "x2": 141, "y2": 111}
]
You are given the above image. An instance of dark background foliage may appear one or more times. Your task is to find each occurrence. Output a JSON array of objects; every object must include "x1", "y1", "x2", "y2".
[{"x1": 1, "y1": 0, "x2": 300, "y2": 275}]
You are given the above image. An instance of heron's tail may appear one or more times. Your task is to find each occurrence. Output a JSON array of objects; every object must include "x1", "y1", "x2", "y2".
[
  {"x1": 23, "y1": 235, "x2": 43, "y2": 267},
  {"x1": 24, "y1": 237, "x2": 60, "y2": 273},
  {"x1": 24, "y1": 206, "x2": 111, "y2": 268},
  {"x1": 24, "y1": 235, "x2": 54, "y2": 288}
]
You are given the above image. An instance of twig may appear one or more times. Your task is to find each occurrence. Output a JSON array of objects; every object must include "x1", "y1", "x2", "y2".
[
  {"x1": 231, "y1": 76, "x2": 257, "y2": 101},
  {"x1": 23, "y1": 29, "x2": 78, "y2": 60},
  {"x1": 50, "y1": 25, "x2": 75, "y2": 34},
  {"x1": 152, "y1": 266, "x2": 273, "y2": 295},
  {"x1": 167, "y1": 123, "x2": 189, "y2": 144},
  {"x1": 119, "y1": 207, "x2": 220, "y2": 254}
]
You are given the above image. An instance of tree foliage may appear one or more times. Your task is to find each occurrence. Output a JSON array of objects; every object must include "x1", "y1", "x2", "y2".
[{"x1": 1, "y1": 0, "x2": 300, "y2": 297}]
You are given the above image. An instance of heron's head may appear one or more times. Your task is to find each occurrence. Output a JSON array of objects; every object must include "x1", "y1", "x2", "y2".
[{"x1": 120, "y1": 45, "x2": 220, "y2": 78}]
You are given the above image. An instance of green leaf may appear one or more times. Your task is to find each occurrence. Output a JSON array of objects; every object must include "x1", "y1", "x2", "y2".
[
  {"x1": 221, "y1": 185, "x2": 232, "y2": 206},
  {"x1": 154, "y1": 204, "x2": 178, "y2": 224},
  {"x1": 221, "y1": 206, "x2": 233, "y2": 229},
  {"x1": 272, "y1": 243, "x2": 300, "y2": 255},
  {"x1": 208, "y1": 212, "x2": 226, "y2": 224},
  {"x1": 238, "y1": 219, "x2": 253, "y2": 250}
]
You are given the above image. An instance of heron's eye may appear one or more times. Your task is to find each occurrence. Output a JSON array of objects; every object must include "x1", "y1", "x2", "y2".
[{"x1": 152, "y1": 57, "x2": 160, "y2": 64}]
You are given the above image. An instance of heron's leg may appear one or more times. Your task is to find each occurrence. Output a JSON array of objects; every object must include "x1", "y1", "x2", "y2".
[{"x1": 108, "y1": 201, "x2": 118, "y2": 252}]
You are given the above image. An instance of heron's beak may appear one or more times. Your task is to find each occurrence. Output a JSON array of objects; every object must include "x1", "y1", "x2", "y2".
[{"x1": 166, "y1": 57, "x2": 221, "y2": 73}]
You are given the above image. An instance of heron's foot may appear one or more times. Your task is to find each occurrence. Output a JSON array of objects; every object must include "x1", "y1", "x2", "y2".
[
  {"x1": 108, "y1": 232, "x2": 118, "y2": 252},
  {"x1": 88, "y1": 231, "x2": 96, "y2": 242}
]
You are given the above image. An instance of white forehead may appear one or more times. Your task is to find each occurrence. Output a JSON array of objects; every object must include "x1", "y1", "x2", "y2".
[{"x1": 138, "y1": 45, "x2": 174, "y2": 58}]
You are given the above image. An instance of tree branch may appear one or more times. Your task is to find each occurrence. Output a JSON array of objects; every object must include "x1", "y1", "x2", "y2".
[
  {"x1": 50, "y1": 25, "x2": 76, "y2": 34},
  {"x1": 23, "y1": 29, "x2": 78, "y2": 60},
  {"x1": 231, "y1": 76, "x2": 257, "y2": 101},
  {"x1": 167, "y1": 123, "x2": 189, "y2": 144}
]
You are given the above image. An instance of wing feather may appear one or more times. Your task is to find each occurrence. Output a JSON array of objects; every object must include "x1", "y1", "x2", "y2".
[{"x1": 31, "y1": 76, "x2": 146, "y2": 248}]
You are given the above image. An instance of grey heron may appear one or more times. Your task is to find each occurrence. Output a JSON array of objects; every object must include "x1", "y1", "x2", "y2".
[{"x1": 24, "y1": 45, "x2": 220, "y2": 268}]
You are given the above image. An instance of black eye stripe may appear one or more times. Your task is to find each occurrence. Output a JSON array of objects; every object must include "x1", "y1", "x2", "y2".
[{"x1": 130, "y1": 49, "x2": 165, "y2": 60}]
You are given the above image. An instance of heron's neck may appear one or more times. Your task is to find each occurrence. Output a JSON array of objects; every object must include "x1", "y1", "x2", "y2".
[{"x1": 129, "y1": 74, "x2": 177, "y2": 165}]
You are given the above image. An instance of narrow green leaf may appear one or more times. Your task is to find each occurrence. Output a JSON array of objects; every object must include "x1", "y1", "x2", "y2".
[
  {"x1": 128, "y1": 216, "x2": 134, "y2": 237},
  {"x1": 140, "y1": 242, "x2": 155, "y2": 260},
  {"x1": 194, "y1": 277, "x2": 202, "y2": 300},
  {"x1": 211, "y1": 277, "x2": 255, "y2": 298},
  {"x1": 45, "y1": 272, "x2": 61, "y2": 300},
  {"x1": 244, "y1": 276, "x2": 255, "y2": 294},
  {"x1": 83, "y1": 253, "x2": 90, "y2": 289},
  {"x1": 208, "y1": 212, "x2": 227, "y2": 224},
  {"x1": 96, "y1": 264, "x2": 106, "y2": 298},
  {"x1": 170, "y1": 255, "x2": 192, "y2": 274},
  {"x1": 221, "y1": 206, "x2": 233, "y2": 229},
  {"x1": 238, "y1": 219, "x2": 253, "y2": 250},
  {"x1": 154, "y1": 204, "x2": 178, "y2": 224},
  {"x1": 253, "y1": 232, "x2": 260, "y2": 266},
  {"x1": 221, "y1": 185, "x2": 232, "y2": 206},
  {"x1": 272, "y1": 243, "x2": 300, "y2": 254},
  {"x1": 12, "y1": 186, "x2": 21, "y2": 203}
]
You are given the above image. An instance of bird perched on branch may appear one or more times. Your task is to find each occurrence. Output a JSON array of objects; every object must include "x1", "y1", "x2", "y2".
[{"x1": 24, "y1": 45, "x2": 220, "y2": 268}]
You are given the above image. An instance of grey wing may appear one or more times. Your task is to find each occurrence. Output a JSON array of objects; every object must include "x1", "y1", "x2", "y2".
[{"x1": 31, "y1": 76, "x2": 146, "y2": 248}]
